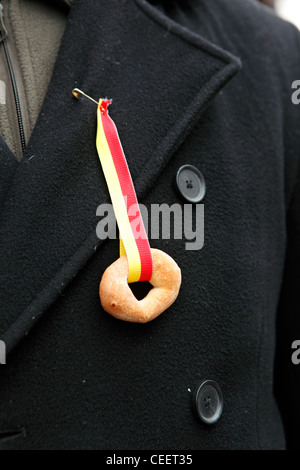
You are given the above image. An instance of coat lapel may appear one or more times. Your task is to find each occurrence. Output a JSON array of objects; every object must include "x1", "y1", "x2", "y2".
[
  {"x1": 0, "y1": 139, "x2": 18, "y2": 211},
  {"x1": 0, "y1": 0, "x2": 241, "y2": 353}
]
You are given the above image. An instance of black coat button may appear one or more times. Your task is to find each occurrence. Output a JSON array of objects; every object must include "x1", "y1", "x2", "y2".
[
  {"x1": 176, "y1": 164, "x2": 206, "y2": 203},
  {"x1": 193, "y1": 380, "x2": 223, "y2": 424}
]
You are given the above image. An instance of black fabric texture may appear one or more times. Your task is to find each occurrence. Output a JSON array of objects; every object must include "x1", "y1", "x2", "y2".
[
  {"x1": 0, "y1": 0, "x2": 299, "y2": 450},
  {"x1": 46, "y1": 0, "x2": 72, "y2": 11}
]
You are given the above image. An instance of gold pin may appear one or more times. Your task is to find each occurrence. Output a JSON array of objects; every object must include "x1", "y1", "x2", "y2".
[{"x1": 72, "y1": 88, "x2": 99, "y2": 105}]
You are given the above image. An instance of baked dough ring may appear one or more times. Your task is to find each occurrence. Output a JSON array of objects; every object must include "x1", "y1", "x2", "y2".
[{"x1": 99, "y1": 248, "x2": 181, "y2": 323}]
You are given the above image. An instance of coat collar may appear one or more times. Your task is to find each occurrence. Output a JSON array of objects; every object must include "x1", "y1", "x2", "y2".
[
  {"x1": 51, "y1": 0, "x2": 73, "y2": 9},
  {"x1": 0, "y1": 0, "x2": 241, "y2": 353}
]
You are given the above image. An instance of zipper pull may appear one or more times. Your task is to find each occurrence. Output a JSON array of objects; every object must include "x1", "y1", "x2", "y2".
[{"x1": 0, "y1": 3, "x2": 8, "y2": 42}]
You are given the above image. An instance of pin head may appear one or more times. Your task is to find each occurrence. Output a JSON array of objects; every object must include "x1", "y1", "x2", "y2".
[
  {"x1": 72, "y1": 88, "x2": 81, "y2": 100},
  {"x1": 72, "y1": 88, "x2": 99, "y2": 105}
]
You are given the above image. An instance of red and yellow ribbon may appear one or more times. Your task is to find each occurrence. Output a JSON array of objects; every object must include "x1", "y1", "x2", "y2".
[{"x1": 96, "y1": 99, "x2": 153, "y2": 283}]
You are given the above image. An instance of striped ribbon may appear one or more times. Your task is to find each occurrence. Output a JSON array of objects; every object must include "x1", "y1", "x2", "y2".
[{"x1": 96, "y1": 99, "x2": 153, "y2": 283}]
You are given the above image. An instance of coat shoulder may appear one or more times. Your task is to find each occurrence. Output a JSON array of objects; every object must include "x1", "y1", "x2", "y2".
[{"x1": 217, "y1": 0, "x2": 300, "y2": 57}]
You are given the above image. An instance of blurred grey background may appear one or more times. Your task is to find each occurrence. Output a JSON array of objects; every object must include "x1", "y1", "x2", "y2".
[{"x1": 260, "y1": 0, "x2": 300, "y2": 29}]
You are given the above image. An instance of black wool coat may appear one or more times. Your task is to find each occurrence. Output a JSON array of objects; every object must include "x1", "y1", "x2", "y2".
[{"x1": 0, "y1": 0, "x2": 300, "y2": 450}]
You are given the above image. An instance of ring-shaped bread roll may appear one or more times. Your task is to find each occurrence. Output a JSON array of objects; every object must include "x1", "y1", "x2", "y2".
[{"x1": 99, "y1": 248, "x2": 181, "y2": 323}]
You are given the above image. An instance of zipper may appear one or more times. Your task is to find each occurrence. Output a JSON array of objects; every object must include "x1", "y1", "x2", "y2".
[{"x1": 0, "y1": 1, "x2": 26, "y2": 155}]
